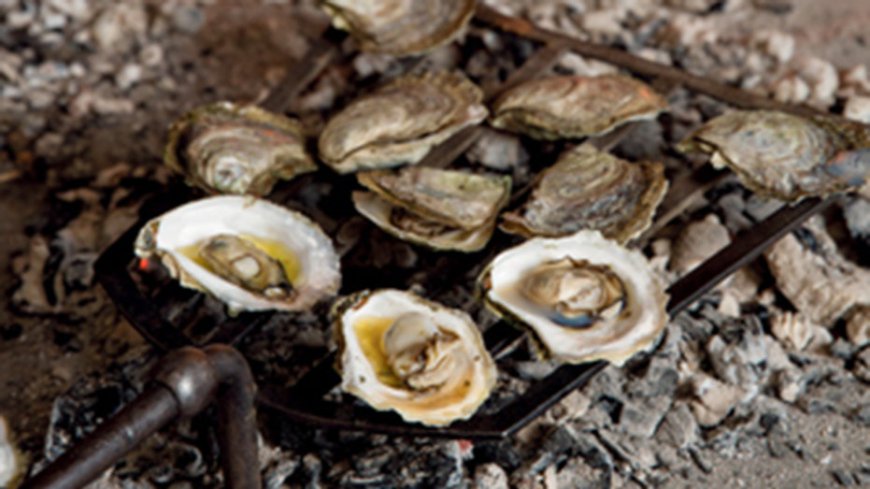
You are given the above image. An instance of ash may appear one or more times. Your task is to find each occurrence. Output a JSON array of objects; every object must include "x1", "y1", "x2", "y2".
[{"x1": 2, "y1": 1, "x2": 869, "y2": 488}]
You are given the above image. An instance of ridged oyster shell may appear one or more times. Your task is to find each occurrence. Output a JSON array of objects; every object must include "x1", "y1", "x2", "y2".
[
  {"x1": 320, "y1": 0, "x2": 476, "y2": 56},
  {"x1": 333, "y1": 289, "x2": 497, "y2": 426},
  {"x1": 478, "y1": 230, "x2": 669, "y2": 365},
  {"x1": 165, "y1": 102, "x2": 315, "y2": 196},
  {"x1": 318, "y1": 72, "x2": 487, "y2": 174},
  {"x1": 490, "y1": 74, "x2": 668, "y2": 140},
  {"x1": 353, "y1": 167, "x2": 511, "y2": 251},
  {"x1": 501, "y1": 144, "x2": 667, "y2": 243},
  {"x1": 135, "y1": 196, "x2": 341, "y2": 314},
  {"x1": 678, "y1": 110, "x2": 870, "y2": 200}
]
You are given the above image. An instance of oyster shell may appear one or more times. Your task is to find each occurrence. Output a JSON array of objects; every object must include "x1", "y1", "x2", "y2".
[
  {"x1": 165, "y1": 102, "x2": 316, "y2": 196},
  {"x1": 353, "y1": 167, "x2": 511, "y2": 252},
  {"x1": 318, "y1": 72, "x2": 487, "y2": 174},
  {"x1": 135, "y1": 196, "x2": 341, "y2": 313},
  {"x1": 501, "y1": 144, "x2": 667, "y2": 243},
  {"x1": 478, "y1": 230, "x2": 669, "y2": 365},
  {"x1": 490, "y1": 74, "x2": 668, "y2": 140},
  {"x1": 320, "y1": 0, "x2": 476, "y2": 56},
  {"x1": 334, "y1": 289, "x2": 497, "y2": 426},
  {"x1": 678, "y1": 110, "x2": 870, "y2": 200}
]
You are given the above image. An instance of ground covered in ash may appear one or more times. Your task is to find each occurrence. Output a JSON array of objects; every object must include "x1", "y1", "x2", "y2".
[{"x1": 1, "y1": 0, "x2": 869, "y2": 488}]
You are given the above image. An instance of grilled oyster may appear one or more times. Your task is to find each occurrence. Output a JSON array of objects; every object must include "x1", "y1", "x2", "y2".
[
  {"x1": 478, "y1": 230, "x2": 669, "y2": 365},
  {"x1": 334, "y1": 289, "x2": 497, "y2": 426},
  {"x1": 678, "y1": 110, "x2": 870, "y2": 200},
  {"x1": 320, "y1": 0, "x2": 476, "y2": 56},
  {"x1": 165, "y1": 102, "x2": 316, "y2": 196},
  {"x1": 501, "y1": 144, "x2": 667, "y2": 243},
  {"x1": 318, "y1": 72, "x2": 487, "y2": 174},
  {"x1": 353, "y1": 167, "x2": 511, "y2": 252},
  {"x1": 490, "y1": 74, "x2": 668, "y2": 140},
  {"x1": 135, "y1": 196, "x2": 340, "y2": 314}
]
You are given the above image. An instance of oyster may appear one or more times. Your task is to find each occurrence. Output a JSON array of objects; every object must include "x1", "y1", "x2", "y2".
[
  {"x1": 353, "y1": 167, "x2": 511, "y2": 252},
  {"x1": 478, "y1": 230, "x2": 668, "y2": 365},
  {"x1": 678, "y1": 110, "x2": 870, "y2": 200},
  {"x1": 490, "y1": 74, "x2": 668, "y2": 140},
  {"x1": 165, "y1": 102, "x2": 315, "y2": 196},
  {"x1": 318, "y1": 72, "x2": 487, "y2": 174},
  {"x1": 501, "y1": 144, "x2": 667, "y2": 243},
  {"x1": 320, "y1": 0, "x2": 476, "y2": 56},
  {"x1": 334, "y1": 289, "x2": 497, "y2": 426},
  {"x1": 135, "y1": 196, "x2": 340, "y2": 313}
]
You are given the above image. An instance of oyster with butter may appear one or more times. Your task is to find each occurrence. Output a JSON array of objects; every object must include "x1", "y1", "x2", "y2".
[
  {"x1": 501, "y1": 144, "x2": 667, "y2": 243},
  {"x1": 334, "y1": 289, "x2": 497, "y2": 426},
  {"x1": 319, "y1": 72, "x2": 487, "y2": 174},
  {"x1": 135, "y1": 196, "x2": 340, "y2": 314},
  {"x1": 353, "y1": 167, "x2": 511, "y2": 252},
  {"x1": 478, "y1": 230, "x2": 668, "y2": 365},
  {"x1": 491, "y1": 74, "x2": 668, "y2": 140}
]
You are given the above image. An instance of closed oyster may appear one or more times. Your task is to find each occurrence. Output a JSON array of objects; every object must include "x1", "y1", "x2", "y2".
[
  {"x1": 334, "y1": 289, "x2": 497, "y2": 426},
  {"x1": 320, "y1": 0, "x2": 476, "y2": 56},
  {"x1": 478, "y1": 230, "x2": 669, "y2": 365},
  {"x1": 490, "y1": 74, "x2": 668, "y2": 140},
  {"x1": 678, "y1": 110, "x2": 870, "y2": 200},
  {"x1": 318, "y1": 72, "x2": 487, "y2": 174},
  {"x1": 135, "y1": 196, "x2": 340, "y2": 314},
  {"x1": 501, "y1": 144, "x2": 667, "y2": 243},
  {"x1": 165, "y1": 102, "x2": 316, "y2": 196},
  {"x1": 353, "y1": 166, "x2": 511, "y2": 251}
]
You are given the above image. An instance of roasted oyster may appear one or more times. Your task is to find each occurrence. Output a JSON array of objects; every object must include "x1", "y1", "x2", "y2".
[
  {"x1": 334, "y1": 289, "x2": 497, "y2": 426},
  {"x1": 490, "y1": 74, "x2": 668, "y2": 140},
  {"x1": 353, "y1": 167, "x2": 511, "y2": 252},
  {"x1": 678, "y1": 110, "x2": 870, "y2": 200},
  {"x1": 501, "y1": 144, "x2": 667, "y2": 243},
  {"x1": 165, "y1": 102, "x2": 316, "y2": 196},
  {"x1": 478, "y1": 230, "x2": 669, "y2": 365},
  {"x1": 320, "y1": 0, "x2": 476, "y2": 56},
  {"x1": 135, "y1": 196, "x2": 341, "y2": 314},
  {"x1": 318, "y1": 72, "x2": 487, "y2": 174}
]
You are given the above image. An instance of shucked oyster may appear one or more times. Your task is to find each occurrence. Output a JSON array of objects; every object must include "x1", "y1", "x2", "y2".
[
  {"x1": 353, "y1": 167, "x2": 511, "y2": 252},
  {"x1": 491, "y1": 74, "x2": 668, "y2": 140},
  {"x1": 165, "y1": 102, "x2": 316, "y2": 196},
  {"x1": 478, "y1": 230, "x2": 669, "y2": 365},
  {"x1": 320, "y1": 0, "x2": 476, "y2": 56},
  {"x1": 135, "y1": 196, "x2": 340, "y2": 314},
  {"x1": 319, "y1": 72, "x2": 487, "y2": 174},
  {"x1": 501, "y1": 144, "x2": 667, "y2": 243},
  {"x1": 334, "y1": 289, "x2": 496, "y2": 426},
  {"x1": 679, "y1": 110, "x2": 870, "y2": 200}
]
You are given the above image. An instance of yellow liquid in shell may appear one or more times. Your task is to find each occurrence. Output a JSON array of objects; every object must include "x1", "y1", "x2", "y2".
[
  {"x1": 352, "y1": 316, "x2": 404, "y2": 388},
  {"x1": 177, "y1": 234, "x2": 301, "y2": 284}
]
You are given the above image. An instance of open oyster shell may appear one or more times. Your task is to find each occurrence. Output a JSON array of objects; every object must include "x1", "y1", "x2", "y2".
[
  {"x1": 320, "y1": 0, "x2": 476, "y2": 56},
  {"x1": 165, "y1": 102, "x2": 316, "y2": 196},
  {"x1": 333, "y1": 289, "x2": 497, "y2": 426},
  {"x1": 135, "y1": 196, "x2": 341, "y2": 314},
  {"x1": 318, "y1": 72, "x2": 487, "y2": 174},
  {"x1": 490, "y1": 74, "x2": 668, "y2": 140},
  {"x1": 678, "y1": 110, "x2": 870, "y2": 200},
  {"x1": 353, "y1": 167, "x2": 511, "y2": 252},
  {"x1": 501, "y1": 144, "x2": 667, "y2": 243},
  {"x1": 478, "y1": 230, "x2": 669, "y2": 366}
]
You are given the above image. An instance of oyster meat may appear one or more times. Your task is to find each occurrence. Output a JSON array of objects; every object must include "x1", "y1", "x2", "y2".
[
  {"x1": 319, "y1": 72, "x2": 487, "y2": 174},
  {"x1": 353, "y1": 166, "x2": 511, "y2": 252},
  {"x1": 320, "y1": 0, "x2": 476, "y2": 56},
  {"x1": 678, "y1": 110, "x2": 870, "y2": 200},
  {"x1": 334, "y1": 289, "x2": 497, "y2": 426},
  {"x1": 135, "y1": 196, "x2": 341, "y2": 314},
  {"x1": 478, "y1": 230, "x2": 668, "y2": 365},
  {"x1": 165, "y1": 102, "x2": 316, "y2": 196},
  {"x1": 501, "y1": 144, "x2": 667, "y2": 243},
  {"x1": 490, "y1": 74, "x2": 668, "y2": 140}
]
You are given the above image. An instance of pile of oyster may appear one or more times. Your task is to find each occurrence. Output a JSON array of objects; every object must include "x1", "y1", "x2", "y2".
[{"x1": 137, "y1": 0, "x2": 870, "y2": 427}]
